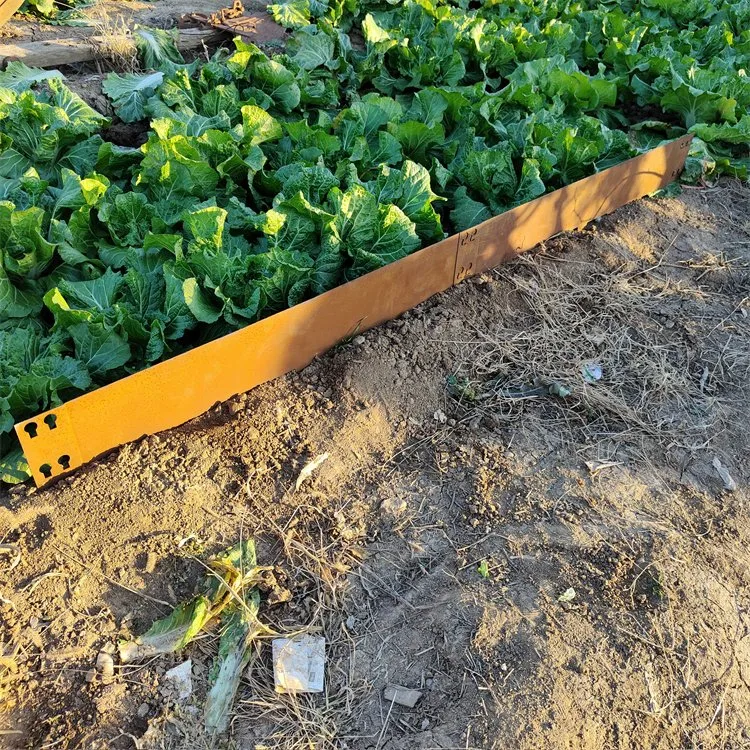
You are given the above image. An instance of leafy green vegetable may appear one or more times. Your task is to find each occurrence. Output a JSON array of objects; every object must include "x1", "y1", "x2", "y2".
[
  {"x1": 103, "y1": 72, "x2": 165, "y2": 123},
  {"x1": 0, "y1": 62, "x2": 64, "y2": 92},
  {"x1": 134, "y1": 26, "x2": 184, "y2": 70},
  {"x1": 204, "y1": 596, "x2": 264, "y2": 734},
  {"x1": 17, "y1": 0, "x2": 90, "y2": 21},
  {"x1": 119, "y1": 539, "x2": 264, "y2": 665}
]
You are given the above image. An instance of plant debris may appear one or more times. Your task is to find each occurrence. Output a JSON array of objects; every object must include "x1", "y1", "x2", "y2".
[
  {"x1": 119, "y1": 539, "x2": 266, "y2": 664},
  {"x1": 295, "y1": 453, "x2": 330, "y2": 491}
]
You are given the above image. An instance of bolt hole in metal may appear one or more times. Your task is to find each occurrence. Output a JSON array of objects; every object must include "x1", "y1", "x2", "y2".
[
  {"x1": 58, "y1": 454, "x2": 71, "y2": 470},
  {"x1": 24, "y1": 422, "x2": 38, "y2": 439},
  {"x1": 44, "y1": 413, "x2": 58, "y2": 430},
  {"x1": 39, "y1": 463, "x2": 53, "y2": 479}
]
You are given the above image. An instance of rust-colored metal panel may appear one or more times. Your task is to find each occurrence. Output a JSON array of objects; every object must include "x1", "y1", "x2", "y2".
[
  {"x1": 0, "y1": 0, "x2": 24, "y2": 26},
  {"x1": 15, "y1": 138, "x2": 691, "y2": 487},
  {"x1": 454, "y1": 135, "x2": 692, "y2": 283},
  {"x1": 16, "y1": 236, "x2": 458, "y2": 486}
]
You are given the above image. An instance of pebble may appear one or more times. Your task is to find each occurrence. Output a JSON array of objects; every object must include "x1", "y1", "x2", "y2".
[
  {"x1": 227, "y1": 400, "x2": 243, "y2": 415},
  {"x1": 137, "y1": 703, "x2": 150, "y2": 718},
  {"x1": 96, "y1": 652, "x2": 115, "y2": 680},
  {"x1": 352, "y1": 335, "x2": 365, "y2": 346},
  {"x1": 381, "y1": 495, "x2": 408, "y2": 518},
  {"x1": 384, "y1": 684, "x2": 422, "y2": 708}
]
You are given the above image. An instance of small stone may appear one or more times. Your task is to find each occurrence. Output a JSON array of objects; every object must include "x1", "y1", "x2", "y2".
[
  {"x1": 144, "y1": 552, "x2": 157, "y2": 575},
  {"x1": 345, "y1": 615, "x2": 356, "y2": 630},
  {"x1": 137, "y1": 703, "x2": 150, "y2": 718},
  {"x1": 96, "y1": 652, "x2": 115, "y2": 680},
  {"x1": 29, "y1": 616, "x2": 39, "y2": 630},
  {"x1": 421, "y1": 719, "x2": 430, "y2": 730},
  {"x1": 84, "y1": 668, "x2": 97, "y2": 683},
  {"x1": 433, "y1": 409, "x2": 447, "y2": 424},
  {"x1": 381, "y1": 495, "x2": 408, "y2": 518},
  {"x1": 227, "y1": 400, "x2": 243, "y2": 416},
  {"x1": 383, "y1": 684, "x2": 422, "y2": 708},
  {"x1": 352, "y1": 335, "x2": 365, "y2": 346}
]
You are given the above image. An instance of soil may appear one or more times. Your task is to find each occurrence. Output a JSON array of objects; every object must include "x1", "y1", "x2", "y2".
[
  {"x1": 0, "y1": 0, "x2": 286, "y2": 50},
  {"x1": 1, "y1": 180, "x2": 749, "y2": 750}
]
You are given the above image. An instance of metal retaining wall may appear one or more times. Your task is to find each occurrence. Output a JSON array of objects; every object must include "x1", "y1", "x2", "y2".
[{"x1": 16, "y1": 135, "x2": 692, "y2": 487}]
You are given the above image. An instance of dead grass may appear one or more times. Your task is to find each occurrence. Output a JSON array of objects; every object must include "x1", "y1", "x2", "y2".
[
  {"x1": 232, "y1": 502, "x2": 367, "y2": 750},
  {"x1": 450, "y1": 249, "x2": 750, "y2": 457},
  {"x1": 89, "y1": 11, "x2": 138, "y2": 72},
  {"x1": 146, "y1": 483, "x2": 368, "y2": 750},
  {"x1": 0, "y1": 642, "x2": 19, "y2": 713}
]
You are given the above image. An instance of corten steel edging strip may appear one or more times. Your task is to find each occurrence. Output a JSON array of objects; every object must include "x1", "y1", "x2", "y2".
[
  {"x1": 454, "y1": 135, "x2": 693, "y2": 282},
  {"x1": 0, "y1": 0, "x2": 23, "y2": 27},
  {"x1": 15, "y1": 234, "x2": 459, "y2": 486},
  {"x1": 15, "y1": 135, "x2": 691, "y2": 487}
]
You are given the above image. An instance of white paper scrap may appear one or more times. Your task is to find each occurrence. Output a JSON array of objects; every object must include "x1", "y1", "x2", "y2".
[{"x1": 272, "y1": 635, "x2": 325, "y2": 693}]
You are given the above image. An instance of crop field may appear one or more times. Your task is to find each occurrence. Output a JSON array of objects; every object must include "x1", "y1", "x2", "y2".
[{"x1": 0, "y1": 0, "x2": 749, "y2": 748}]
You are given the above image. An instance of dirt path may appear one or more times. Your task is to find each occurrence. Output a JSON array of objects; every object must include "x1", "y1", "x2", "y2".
[
  {"x1": 0, "y1": 0, "x2": 271, "y2": 42},
  {"x1": 1, "y1": 182, "x2": 749, "y2": 749}
]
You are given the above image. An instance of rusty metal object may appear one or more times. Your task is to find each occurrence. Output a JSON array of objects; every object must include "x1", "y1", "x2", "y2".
[
  {"x1": 15, "y1": 136, "x2": 692, "y2": 487},
  {"x1": 0, "y1": 0, "x2": 24, "y2": 27},
  {"x1": 184, "y1": 0, "x2": 259, "y2": 39},
  {"x1": 454, "y1": 134, "x2": 692, "y2": 283}
]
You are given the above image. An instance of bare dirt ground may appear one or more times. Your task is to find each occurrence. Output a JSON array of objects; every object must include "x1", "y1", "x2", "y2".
[
  {"x1": 0, "y1": 0, "x2": 211, "y2": 42},
  {"x1": 0, "y1": 0, "x2": 272, "y2": 42},
  {"x1": 1, "y1": 181, "x2": 749, "y2": 750}
]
